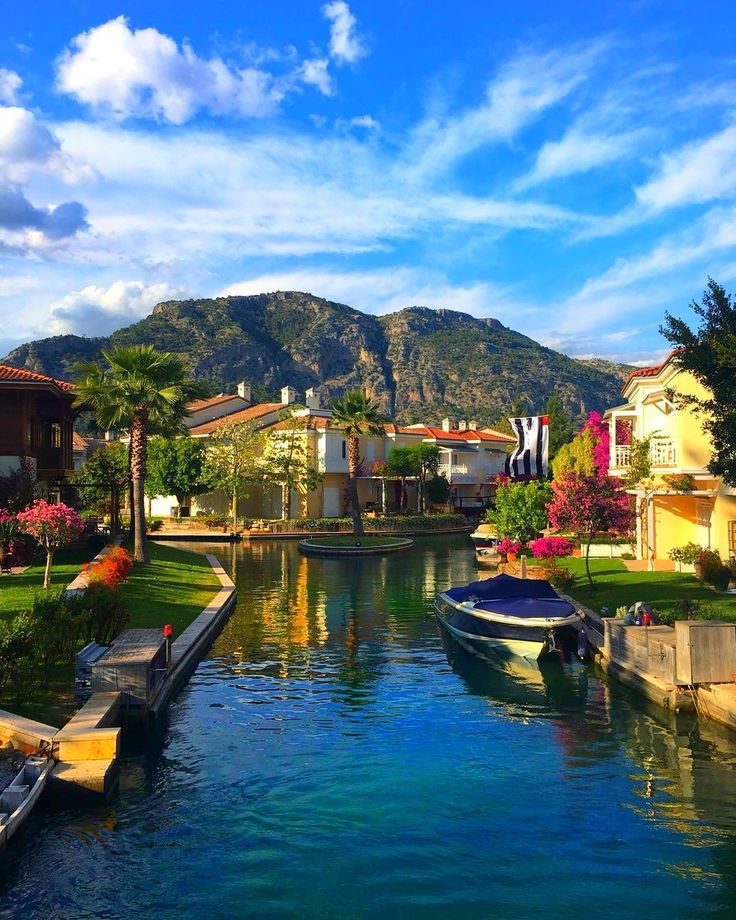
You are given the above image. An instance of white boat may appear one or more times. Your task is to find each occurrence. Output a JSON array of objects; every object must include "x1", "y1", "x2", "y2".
[
  {"x1": 469, "y1": 523, "x2": 498, "y2": 550},
  {"x1": 435, "y1": 573, "x2": 581, "y2": 663},
  {"x1": 0, "y1": 755, "x2": 53, "y2": 849}
]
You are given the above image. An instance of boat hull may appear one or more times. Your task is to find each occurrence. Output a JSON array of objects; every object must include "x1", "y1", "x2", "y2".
[{"x1": 435, "y1": 593, "x2": 579, "y2": 662}]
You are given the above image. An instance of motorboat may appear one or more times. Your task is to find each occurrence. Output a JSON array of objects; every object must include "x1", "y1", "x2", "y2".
[
  {"x1": 435, "y1": 573, "x2": 582, "y2": 663},
  {"x1": 469, "y1": 523, "x2": 498, "y2": 550}
]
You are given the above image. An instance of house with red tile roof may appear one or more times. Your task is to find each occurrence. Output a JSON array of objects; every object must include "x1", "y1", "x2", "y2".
[
  {"x1": 0, "y1": 363, "x2": 76, "y2": 484},
  {"x1": 146, "y1": 384, "x2": 514, "y2": 521},
  {"x1": 605, "y1": 351, "x2": 736, "y2": 567}
]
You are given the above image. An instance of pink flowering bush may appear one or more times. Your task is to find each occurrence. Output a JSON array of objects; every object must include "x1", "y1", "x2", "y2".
[
  {"x1": 582, "y1": 412, "x2": 610, "y2": 476},
  {"x1": 497, "y1": 538, "x2": 521, "y2": 556},
  {"x1": 17, "y1": 500, "x2": 84, "y2": 589},
  {"x1": 530, "y1": 536, "x2": 574, "y2": 559}
]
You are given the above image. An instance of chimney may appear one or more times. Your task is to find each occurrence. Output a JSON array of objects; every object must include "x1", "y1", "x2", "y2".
[
  {"x1": 305, "y1": 387, "x2": 320, "y2": 410},
  {"x1": 458, "y1": 420, "x2": 468, "y2": 432},
  {"x1": 237, "y1": 382, "x2": 251, "y2": 403},
  {"x1": 281, "y1": 385, "x2": 297, "y2": 405},
  {"x1": 469, "y1": 420, "x2": 478, "y2": 430},
  {"x1": 441, "y1": 418, "x2": 454, "y2": 432}
]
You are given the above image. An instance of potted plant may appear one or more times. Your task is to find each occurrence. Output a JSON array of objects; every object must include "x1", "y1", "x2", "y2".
[
  {"x1": 696, "y1": 548, "x2": 721, "y2": 584},
  {"x1": 668, "y1": 542, "x2": 703, "y2": 573},
  {"x1": 497, "y1": 538, "x2": 521, "y2": 562},
  {"x1": 712, "y1": 563, "x2": 732, "y2": 593}
]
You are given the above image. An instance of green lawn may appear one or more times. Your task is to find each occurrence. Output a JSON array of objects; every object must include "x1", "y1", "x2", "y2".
[
  {"x1": 0, "y1": 541, "x2": 221, "y2": 726},
  {"x1": 560, "y1": 557, "x2": 736, "y2": 621},
  {"x1": 118, "y1": 542, "x2": 222, "y2": 633}
]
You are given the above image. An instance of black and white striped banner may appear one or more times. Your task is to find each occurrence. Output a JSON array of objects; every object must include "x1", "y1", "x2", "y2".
[{"x1": 505, "y1": 415, "x2": 549, "y2": 480}]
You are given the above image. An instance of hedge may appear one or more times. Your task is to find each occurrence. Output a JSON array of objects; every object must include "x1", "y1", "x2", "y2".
[{"x1": 271, "y1": 514, "x2": 467, "y2": 533}]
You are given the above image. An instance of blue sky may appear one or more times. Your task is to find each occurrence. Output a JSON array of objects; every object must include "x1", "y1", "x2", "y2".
[{"x1": 1, "y1": 0, "x2": 736, "y2": 364}]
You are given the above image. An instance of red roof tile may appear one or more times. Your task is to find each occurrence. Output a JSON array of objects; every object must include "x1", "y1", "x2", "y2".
[
  {"x1": 623, "y1": 352, "x2": 679, "y2": 390},
  {"x1": 189, "y1": 403, "x2": 285, "y2": 435},
  {"x1": 187, "y1": 393, "x2": 241, "y2": 411},
  {"x1": 0, "y1": 363, "x2": 74, "y2": 391},
  {"x1": 72, "y1": 432, "x2": 88, "y2": 451}
]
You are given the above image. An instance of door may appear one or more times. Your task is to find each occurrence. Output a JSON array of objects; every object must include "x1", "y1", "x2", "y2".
[
  {"x1": 323, "y1": 486, "x2": 341, "y2": 517},
  {"x1": 696, "y1": 500, "x2": 713, "y2": 549}
]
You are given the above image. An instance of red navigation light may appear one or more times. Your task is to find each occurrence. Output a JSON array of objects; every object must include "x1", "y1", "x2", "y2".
[{"x1": 163, "y1": 624, "x2": 173, "y2": 638}]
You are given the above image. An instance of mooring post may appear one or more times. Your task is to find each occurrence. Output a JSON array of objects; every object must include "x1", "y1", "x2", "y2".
[{"x1": 163, "y1": 624, "x2": 173, "y2": 669}]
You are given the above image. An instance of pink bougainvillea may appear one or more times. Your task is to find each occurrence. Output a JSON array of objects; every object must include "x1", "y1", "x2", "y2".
[
  {"x1": 530, "y1": 536, "x2": 574, "y2": 559},
  {"x1": 582, "y1": 411, "x2": 610, "y2": 476},
  {"x1": 497, "y1": 538, "x2": 522, "y2": 555},
  {"x1": 17, "y1": 500, "x2": 84, "y2": 589}
]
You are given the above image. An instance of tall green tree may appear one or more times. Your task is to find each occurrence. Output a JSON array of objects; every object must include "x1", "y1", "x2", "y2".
[
  {"x1": 661, "y1": 278, "x2": 736, "y2": 484},
  {"x1": 73, "y1": 345, "x2": 205, "y2": 562},
  {"x1": 484, "y1": 479, "x2": 552, "y2": 544},
  {"x1": 145, "y1": 437, "x2": 209, "y2": 508},
  {"x1": 71, "y1": 441, "x2": 129, "y2": 534},
  {"x1": 545, "y1": 394, "x2": 576, "y2": 461},
  {"x1": 330, "y1": 391, "x2": 386, "y2": 535},
  {"x1": 414, "y1": 443, "x2": 441, "y2": 512},
  {"x1": 384, "y1": 446, "x2": 419, "y2": 511},
  {"x1": 262, "y1": 410, "x2": 323, "y2": 520},
  {"x1": 203, "y1": 419, "x2": 266, "y2": 527}
]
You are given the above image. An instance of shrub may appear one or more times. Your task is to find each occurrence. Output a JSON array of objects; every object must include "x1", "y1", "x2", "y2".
[
  {"x1": 658, "y1": 597, "x2": 716, "y2": 626},
  {"x1": 662, "y1": 473, "x2": 696, "y2": 492},
  {"x1": 698, "y1": 548, "x2": 723, "y2": 584},
  {"x1": 546, "y1": 567, "x2": 576, "y2": 592},
  {"x1": 530, "y1": 536, "x2": 574, "y2": 559},
  {"x1": 497, "y1": 538, "x2": 522, "y2": 555},
  {"x1": 668, "y1": 542, "x2": 703, "y2": 565},
  {"x1": 83, "y1": 545, "x2": 133, "y2": 589},
  {"x1": 31, "y1": 591, "x2": 89, "y2": 665},
  {"x1": 0, "y1": 612, "x2": 38, "y2": 693},
  {"x1": 83, "y1": 583, "x2": 129, "y2": 645}
]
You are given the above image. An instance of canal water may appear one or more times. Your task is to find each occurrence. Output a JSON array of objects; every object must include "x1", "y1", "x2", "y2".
[{"x1": 2, "y1": 535, "x2": 736, "y2": 918}]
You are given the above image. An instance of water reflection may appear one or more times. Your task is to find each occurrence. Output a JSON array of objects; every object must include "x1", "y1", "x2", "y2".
[{"x1": 1, "y1": 536, "x2": 736, "y2": 917}]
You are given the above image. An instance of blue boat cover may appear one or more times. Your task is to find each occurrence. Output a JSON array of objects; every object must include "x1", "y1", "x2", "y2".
[
  {"x1": 474, "y1": 596, "x2": 576, "y2": 620},
  {"x1": 446, "y1": 572, "x2": 560, "y2": 602}
]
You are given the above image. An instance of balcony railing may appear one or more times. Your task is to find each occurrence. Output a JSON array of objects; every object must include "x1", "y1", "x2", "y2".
[{"x1": 613, "y1": 439, "x2": 676, "y2": 469}]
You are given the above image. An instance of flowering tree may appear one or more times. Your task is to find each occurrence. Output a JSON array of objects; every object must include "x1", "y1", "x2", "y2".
[
  {"x1": 17, "y1": 500, "x2": 84, "y2": 589},
  {"x1": 552, "y1": 411, "x2": 610, "y2": 480},
  {"x1": 547, "y1": 473, "x2": 633, "y2": 588}
]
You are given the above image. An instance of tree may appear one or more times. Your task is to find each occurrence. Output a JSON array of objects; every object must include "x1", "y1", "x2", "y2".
[
  {"x1": 73, "y1": 345, "x2": 205, "y2": 563},
  {"x1": 17, "y1": 500, "x2": 84, "y2": 589},
  {"x1": 426, "y1": 474, "x2": 451, "y2": 506},
  {"x1": 330, "y1": 391, "x2": 386, "y2": 535},
  {"x1": 72, "y1": 441, "x2": 129, "y2": 534},
  {"x1": 0, "y1": 457, "x2": 36, "y2": 514},
  {"x1": 484, "y1": 478, "x2": 552, "y2": 544},
  {"x1": 547, "y1": 472, "x2": 633, "y2": 588},
  {"x1": 146, "y1": 437, "x2": 209, "y2": 508},
  {"x1": 384, "y1": 446, "x2": 419, "y2": 511},
  {"x1": 546, "y1": 394, "x2": 576, "y2": 461},
  {"x1": 203, "y1": 419, "x2": 266, "y2": 526},
  {"x1": 551, "y1": 411, "x2": 609, "y2": 480},
  {"x1": 414, "y1": 443, "x2": 441, "y2": 511},
  {"x1": 262, "y1": 410, "x2": 323, "y2": 519},
  {"x1": 661, "y1": 278, "x2": 736, "y2": 485}
]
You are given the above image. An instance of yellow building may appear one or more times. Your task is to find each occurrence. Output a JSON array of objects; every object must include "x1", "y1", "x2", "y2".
[{"x1": 606, "y1": 353, "x2": 736, "y2": 567}]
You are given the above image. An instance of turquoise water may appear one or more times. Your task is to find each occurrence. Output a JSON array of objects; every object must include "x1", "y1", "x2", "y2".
[{"x1": 2, "y1": 535, "x2": 736, "y2": 918}]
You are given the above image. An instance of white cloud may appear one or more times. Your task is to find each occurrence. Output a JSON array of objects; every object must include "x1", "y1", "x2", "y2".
[
  {"x1": 46, "y1": 280, "x2": 186, "y2": 335},
  {"x1": 0, "y1": 106, "x2": 59, "y2": 167},
  {"x1": 335, "y1": 114, "x2": 380, "y2": 131},
  {"x1": 405, "y1": 43, "x2": 605, "y2": 181},
  {"x1": 0, "y1": 70, "x2": 22, "y2": 105},
  {"x1": 635, "y1": 123, "x2": 736, "y2": 211},
  {"x1": 516, "y1": 124, "x2": 644, "y2": 189},
  {"x1": 322, "y1": 2, "x2": 367, "y2": 65},
  {"x1": 299, "y1": 58, "x2": 333, "y2": 96},
  {"x1": 56, "y1": 15, "x2": 333, "y2": 124}
]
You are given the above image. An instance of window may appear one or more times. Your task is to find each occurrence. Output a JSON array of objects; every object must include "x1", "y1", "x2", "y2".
[
  {"x1": 342, "y1": 440, "x2": 347, "y2": 459},
  {"x1": 50, "y1": 423, "x2": 61, "y2": 449}
]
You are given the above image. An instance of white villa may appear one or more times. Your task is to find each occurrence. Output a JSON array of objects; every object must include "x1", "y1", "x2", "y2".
[{"x1": 146, "y1": 383, "x2": 514, "y2": 520}]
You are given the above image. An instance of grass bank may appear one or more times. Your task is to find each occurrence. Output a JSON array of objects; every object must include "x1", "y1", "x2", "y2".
[
  {"x1": 118, "y1": 542, "x2": 222, "y2": 633},
  {"x1": 0, "y1": 542, "x2": 222, "y2": 726},
  {"x1": 302, "y1": 535, "x2": 408, "y2": 548},
  {"x1": 560, "y1": 557, "x2": 736, "y2": 621},
  {"x1": 0, "y1": 547, "x2": 96, "y2": 621}
]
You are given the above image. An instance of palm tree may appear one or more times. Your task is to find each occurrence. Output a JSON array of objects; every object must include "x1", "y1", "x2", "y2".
[
  {"x1": 73, "y1": 345, "x2": 205, "y2": 563},
  {"x1": 329, "y1": 390, "x2": 386, "y2": 536}
]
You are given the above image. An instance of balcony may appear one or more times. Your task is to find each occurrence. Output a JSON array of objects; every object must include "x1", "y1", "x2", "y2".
[{"x1": 612, "y1": 438, "x2": 676, "y2": 470}]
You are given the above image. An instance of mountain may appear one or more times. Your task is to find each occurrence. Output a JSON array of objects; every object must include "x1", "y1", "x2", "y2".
[
  {"x1": 576, "y1": 357, "x2": 635, "y2": 383},
  {"x1": 2, "y1": 291, "x2": 625, "y2": 426}
]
